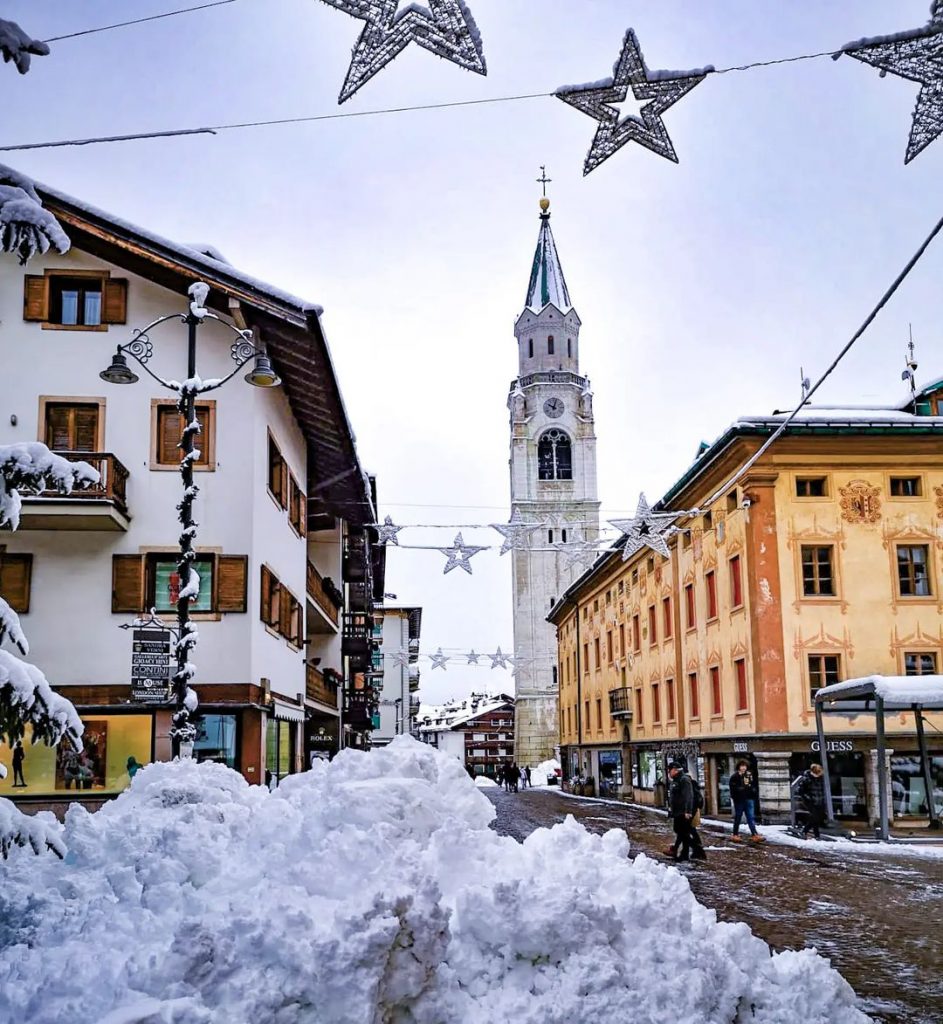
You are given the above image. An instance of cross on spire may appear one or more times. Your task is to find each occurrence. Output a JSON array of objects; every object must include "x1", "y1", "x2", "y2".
[{"x1": 537, "y1": 165, "x2": 552, "y2": 197}]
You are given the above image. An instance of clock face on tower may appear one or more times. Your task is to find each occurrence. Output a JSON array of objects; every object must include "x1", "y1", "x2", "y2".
[{"x1": 543, "y1": 397, "x2": 564, "y2": 418}]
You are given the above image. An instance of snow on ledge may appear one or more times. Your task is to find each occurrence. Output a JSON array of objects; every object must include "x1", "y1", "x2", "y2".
[{"x1": 817, "y1": 674, "x2": 943, "y2": 708}]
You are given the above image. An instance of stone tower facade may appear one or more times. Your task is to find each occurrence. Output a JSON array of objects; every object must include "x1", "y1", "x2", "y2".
[{"x1": 509, "y1": 199, "x2": 600, "y2": 768}]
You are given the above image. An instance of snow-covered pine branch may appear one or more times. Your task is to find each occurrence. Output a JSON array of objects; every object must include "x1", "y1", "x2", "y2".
[
  {"x1": 0, "y1": 649, "x2": 83, "y2": 748},
  {"x1": 0, "y1": 441, "x2": 98, "y2": 530},
  {"x1": 0, "y1": 165, "x2": 70, "y2": 265},
  {"x1": 0, "y1": 18, "x2": 49, "y2": 75},
  {"x1": 0, "y1": 595, "x2": 28, "y2": 655},
  {"x1": 0, "y1": 796, "x2": 65, "y2": 859}
]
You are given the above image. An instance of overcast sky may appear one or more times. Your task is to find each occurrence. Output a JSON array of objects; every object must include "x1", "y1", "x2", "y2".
[{"x1": 4, "y1": 0, "x2": 941, "y2": 706}]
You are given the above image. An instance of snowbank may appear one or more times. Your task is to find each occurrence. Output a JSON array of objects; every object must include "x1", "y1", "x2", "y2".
[
  {"x1": 0, "y1": 737, "x2": 869, "y2": 1024},
  {"x1": 533, "y1": 756, "x2": 562, "y2": 786},
  {"x1": 474, "y1": 774, "x2": 498, "y2": 788}
]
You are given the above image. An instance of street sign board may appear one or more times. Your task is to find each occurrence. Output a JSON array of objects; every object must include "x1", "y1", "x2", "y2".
[{"x1": 131, "y1": 627, "x2": 172, "y2": 703}]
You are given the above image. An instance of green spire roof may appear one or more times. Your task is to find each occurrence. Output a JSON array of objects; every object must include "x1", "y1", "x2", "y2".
[{"x1": 525, "y1": 207, "x2": 572, "y2": 314}]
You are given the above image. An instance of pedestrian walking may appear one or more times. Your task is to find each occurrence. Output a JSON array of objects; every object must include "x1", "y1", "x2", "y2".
[
  {"x1": 507, "y1": 762, "x2": 521, "y2": 793},
  {"x1": 796, "y1": 763, "x2": 827, "y2": 839},
  {"x1": 729, "y1": 760, "x2": 764, "y2": 843},
  {"x1": 666, "y1": 761, "x2": 707, "y2": 861},
  {"x1": 12, "y1": 740, "x2": 26, "y2": 787},
  {"x1": 524, "y1": 766, "x2": 532, "y2": 789},
  {"x1": 497, "y1": 764, "x2": 507, "y2": 790}
]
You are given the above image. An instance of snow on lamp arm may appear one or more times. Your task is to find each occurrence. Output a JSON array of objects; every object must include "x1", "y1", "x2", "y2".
[
  {"x1": 839, "y1": 4, "x2": 943, "y2": 164},
  {"x1": 99, "y1": 281, "x2": 281, "y2": 754},
  {"x1": 555, "y1": 29, "x2": 710, "y2": 175},
  {"x1": 317, "y1": 0, "x2": 486, "y2": 103}
]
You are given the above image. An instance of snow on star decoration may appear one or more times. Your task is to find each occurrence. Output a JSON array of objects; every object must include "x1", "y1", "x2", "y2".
[
  {"x1": 608, "y1": 493, "x2": 682, "y2": 561},
  {"x1": 437, "y1": 532, "x2": 486, "y2": 575},
  {"x1": 840, "y1": 3, "x2": 943, "y2": 164},
  {"x1": 317, "y1": 0, "x2": 486, "y2": 103},
  {"x1": 555, "y1": 29, "x2": 710, "y2": 175},
  {"x1": 490, "y1": 508, "x2": 542, "y2": 555}
]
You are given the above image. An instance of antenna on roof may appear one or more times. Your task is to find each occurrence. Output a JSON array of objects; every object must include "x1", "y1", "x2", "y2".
[
  {"x1": 901, "y1": 326, "x2": 918, "y2": 413},
  {"x1": 800, "y1": 367, "x2": 811, "y2": 402}
]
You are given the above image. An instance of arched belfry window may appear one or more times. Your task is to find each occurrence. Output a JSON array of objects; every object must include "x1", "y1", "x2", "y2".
[
  {"x1": 548, "y1": 335, "x2": 555, "y2": 356},
  {"x1": 567, "y1": 338, "x2": 572, "y2": 358},
  {"x1": 528, "y1": 338, "x2": 534, "y2": 358},
  {"x1": 538, "y1": 429, "x2": 573, "y2": 481}
]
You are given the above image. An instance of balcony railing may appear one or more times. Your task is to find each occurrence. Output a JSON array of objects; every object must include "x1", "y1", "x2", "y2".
[
  {"x1": 609, "y1": 687, "x2": 634, "y2": 719},
  {"x1": 306, "y1": 664, "x2": 340, "y2": 709},
  {"x1": 306, "y1": 560, "x2": 342, "y2": 627},
  {"x1": 43, "y1": 451, "x2": 129, "y2": 513},
  {"x1": 341, "y1": 612, "x2": 372, "y2": 658}
]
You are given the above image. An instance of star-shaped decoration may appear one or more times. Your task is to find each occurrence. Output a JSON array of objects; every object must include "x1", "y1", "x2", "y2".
[
  {"x1": 510, "y1": 656, "x2": 533, "y2": 678},
  {"x1": 438, "y1": 532, "x2": 487, "y2": 575},
  {"x1": 430, "y1": 647, "x2": 450, "y2": 671},
  {"x1": 841, "y1": 8, "x2": 943, "y2": 163},
  {"x1": 389, "y1": 650, "x2": 410, "y2": 668},
  {"x1": 375, "y1": 515, "x2": 404, "y2": 546},
  {"x1": 608, "y1": 493, "x2": 680, "y2": 561},
  {"x1": 554, "y1": 539, "x2": 601, "y2": 572},
  {"x1": 490, "y1": 508, "x2": 543, "y2": 555},
  {"x1": 488, "y1": 647, "x2": 511, "y2": 670},
  {"x1": 466, "y1": 650, "x2": 481, "y2": 665},
  {"x1": 318, "y1": 0, "x2": 487, "y2": 103},
  {"x1": 555, "y1": 29, "x2": 709, "y2": 175}
]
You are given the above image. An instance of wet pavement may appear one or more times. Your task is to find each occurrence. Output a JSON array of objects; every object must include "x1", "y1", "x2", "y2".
[{"x1": 485, "y1": 786, "x2": 943, "y2": 1024}]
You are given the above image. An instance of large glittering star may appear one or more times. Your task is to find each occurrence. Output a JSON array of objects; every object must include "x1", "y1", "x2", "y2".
[
  {"x1": 437, "y1": 532, "x2": 487, "y2": 575},
  {"x1": 842, "y1": 10, "x2": 943, "y2": 163},
  {"x1": 389, "y1": 649, "x2": 410, "y2": 668},
  {"x1": 490, "y1": 508, "x2": 543, "y2": 555},
  {"x1": 608, "y1": 493, "x2": 680, "y2": 561},
  {"x1": 555, "y1": 29, "x2": 709, "y2": 175},
  {"x1": 318, "y1": 0, "x2": 487, "y2": 103},
  {"x1": 375, "y1": 515, "x2": 404, "y2": 545},
  {"x1": 488, "y1": 647, "x2": 510, "y2": 670},
  {"x1": 466, "y1": 649, "x2": 481, "y2": 665},
  {"x1": 430, "y1": 647, "x2": 450, "y2": 671}
]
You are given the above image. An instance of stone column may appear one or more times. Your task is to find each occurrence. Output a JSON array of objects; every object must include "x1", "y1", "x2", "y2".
[
  {"x1": 754, "y1": 751, "x2": 793, "y2": 823},
  {"x1": 867, "y1": 748, "x2": 895, "y2": 829}
]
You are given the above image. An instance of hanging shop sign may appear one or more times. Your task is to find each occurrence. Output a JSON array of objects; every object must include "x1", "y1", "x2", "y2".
[{"x1": 130, "y1": 627, "x2": 172, "y2": 703}]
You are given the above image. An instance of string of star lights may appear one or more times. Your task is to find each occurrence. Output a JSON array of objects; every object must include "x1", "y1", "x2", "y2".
[
  {"x1": 382, "y1": 646, "x2": 552, "y2": 672},
  {"x1": 6, "y1": 3, "x2": 943, "y2": 171}
]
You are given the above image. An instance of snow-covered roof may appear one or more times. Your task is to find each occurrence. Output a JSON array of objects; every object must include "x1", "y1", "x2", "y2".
[
  {"x1": 816, "y1": 675, "x2": 943, "y2": 710},
  {"x1": 523, "y1": 207, "x2": 572, "y2": 315},
  {"x1": 417, "y1": 693, "x2": 514, "y2": 733},
  {"x1": 739, "y1": 407, "x2": 937, "y2": 426}
]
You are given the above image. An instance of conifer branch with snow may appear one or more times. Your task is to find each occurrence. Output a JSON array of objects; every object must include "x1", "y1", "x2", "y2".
[
  {"x1": 0, "y1": 18, "x2": 49, "y2": 75},
  {"x1": 0, "y1": 165, "x2": 70, "y2": 265}
]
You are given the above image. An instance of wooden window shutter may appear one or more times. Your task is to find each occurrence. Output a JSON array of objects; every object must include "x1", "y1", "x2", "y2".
[
  {"x1": 217, "y1": 555, "x2": 248, "y2": 613},
  {"x1": 102, "y1": 278, "x2": 128, "y2": 324},
  {"x1": 260, "y1": 565, "x2": 272, "y2": 623},
  {"x1": 112, "y1": 554, "x2": 145, "y2": 613},
  {"x1": 74, "y1": 405, "x2": 99, "y2": 452},
  {"x1": 23, "y1": 275, "x2": 49, "y2": 321},
  {"x1": 299, "y1": 492, "x2": 307, "y2": 538},
  {"x1": 0, "y1": 552, "x2": 33, "y2": 613},
  {"x1": 45, "y1": 404, "x2": 72, "y2": 451},
  {"x1": 279, "y1": 585, "x2": 292, "y2": 638}
]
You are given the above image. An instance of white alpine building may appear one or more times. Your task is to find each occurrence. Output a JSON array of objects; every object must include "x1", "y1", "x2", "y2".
[{"x1": 508, "y1": 197, "x2": 600, "y2": 767}]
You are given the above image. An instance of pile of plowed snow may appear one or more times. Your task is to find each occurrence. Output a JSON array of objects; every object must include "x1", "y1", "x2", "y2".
[{"x1": 0, "y1": 736, "x2": 869, "y2": 1024}]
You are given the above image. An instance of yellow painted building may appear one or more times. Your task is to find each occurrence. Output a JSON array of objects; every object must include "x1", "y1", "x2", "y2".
[{"x1": 550, "y1": 381, "x2": 943, "y2": 826}]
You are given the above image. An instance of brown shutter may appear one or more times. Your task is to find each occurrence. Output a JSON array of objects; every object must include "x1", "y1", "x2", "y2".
[
  {"x1": 74, "y1": 405, "x2": 99, "y2": 453},
  {"x1": 45, "y1": 404, "x2": 71, "y2": 450},
  {"x1": 0, "y1": 553, "x2": 33, "y2": 613},
  {"x1": 279, "y1": 584, "x2": 291, "y2": 638},
  {"x1": 102, "y1": 278, "x2": 128, "y2": 324},
  {"x1": 112, "y1": 554, "x2": 145, "y2": 613},
  {"x1": 261, "y1": 565, "x2": 274, "y2": 625},
  {"x1": 299, "y1": 493, "x2": 307, "y2": 538},
  {"x1": 194, "y1": 406, "x2": 210, "y2": 466},
  {"x1": 23, "y1": 275, "x2": 49, "y2": 321},
  {"x1": 217, "y1": 555, "x2": 248, "y2": 613},
  {"x1": 158, "y1": 407, "x2": 183, "y2": 464}
]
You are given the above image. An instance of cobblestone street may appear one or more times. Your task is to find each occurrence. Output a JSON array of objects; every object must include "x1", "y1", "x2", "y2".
[{"x1": 486, "y1": 787, "x2": 943, "y2": 1024}]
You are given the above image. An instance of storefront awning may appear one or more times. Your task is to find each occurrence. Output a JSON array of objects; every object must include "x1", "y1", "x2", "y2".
[{"x1": 272, "y1": 700, "x2": 306, "y2": 723}]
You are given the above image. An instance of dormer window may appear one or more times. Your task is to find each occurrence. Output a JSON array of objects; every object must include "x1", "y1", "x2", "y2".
[{"x1": 548, "y1": 335, "x2": 555, "y2": 356}]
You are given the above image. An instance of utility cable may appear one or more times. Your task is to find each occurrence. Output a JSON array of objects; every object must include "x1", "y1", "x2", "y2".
[{"x1": 41, "y1": 1, "x2": 241, "y2": 44}]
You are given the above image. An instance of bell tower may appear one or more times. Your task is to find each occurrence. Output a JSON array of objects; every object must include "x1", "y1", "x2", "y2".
[{"x1": 508, "y1": 189, "x2": 600, "y2": 768}]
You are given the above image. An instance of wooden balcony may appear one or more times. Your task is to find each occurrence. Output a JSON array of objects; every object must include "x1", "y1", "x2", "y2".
[
  {"x1": 306, "y1": 663, "x2": 340, "y2": 710},
  {"x1": 19, "y1": 452, "x2": 130, "y2": 532},
  {"x1": 306, "y1": 560, "x2": 342, "y2": 631},
  {"x1": 609, "y1": 687, "x2": 634, "y2": 719}
]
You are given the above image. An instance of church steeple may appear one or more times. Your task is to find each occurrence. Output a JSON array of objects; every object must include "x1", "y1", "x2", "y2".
[{"x1": 525, "y1": 200, "x2": 572, "y2": 314}]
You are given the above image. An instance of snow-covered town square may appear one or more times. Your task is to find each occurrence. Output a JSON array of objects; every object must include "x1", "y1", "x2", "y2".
[{"x1": 2, "y1": 2, "x2": 943, "y2": 1023}]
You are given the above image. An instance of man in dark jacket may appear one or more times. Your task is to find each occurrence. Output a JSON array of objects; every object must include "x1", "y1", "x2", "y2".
[
  {"x1": 667, "y1": 762, "x2": 706, "y2": 861},
  {"x1": 507, "y1": 762, "x2": 521, "y2": 793},
  {"x1": 796, "y1": 763, "x2": 827, "y2": 838},
  {"x1": 729, "y1": 760, "x2": 764, "y2": 843}
]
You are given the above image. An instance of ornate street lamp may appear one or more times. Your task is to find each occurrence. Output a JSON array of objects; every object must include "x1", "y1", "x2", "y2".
[{"x1": 100, "y1": 281, "x2": 280, "y2": 755}]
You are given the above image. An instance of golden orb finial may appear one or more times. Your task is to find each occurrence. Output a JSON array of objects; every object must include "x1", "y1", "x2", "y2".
[{"x1": 539, "y1": 197, "x2": 550, "y2": 213}]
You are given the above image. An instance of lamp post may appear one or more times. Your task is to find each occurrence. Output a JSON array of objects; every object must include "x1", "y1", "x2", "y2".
[{"x1": 100, "y1": 282, "x2": 280, "y2": 755}]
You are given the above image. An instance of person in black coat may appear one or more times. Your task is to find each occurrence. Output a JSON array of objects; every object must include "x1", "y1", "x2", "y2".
[
  {"x1": 729, "y1": 760, "x2": 763, "y2": 842},
  {"x1": 796, "y1": 763, "x2": 827, "y2": 839},
  {"x1": 667, "y1": 762, "x2": 706, "y2": 861},
  {"x1": 12, "y1": 740, "x2": 25, "y2": 787}
]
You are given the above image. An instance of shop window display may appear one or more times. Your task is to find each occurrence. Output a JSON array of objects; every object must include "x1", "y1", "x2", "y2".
[
  {"x1": 194, "y1": 714, "x2": 239, "y2": 768},
  {"x1": 0, "y1": 715, "x2": 152, "y2": 797},
  {"x1": 790, "y1": 752, "x2": 866, "y2": 819},
  {"x1": 598, "y1": 750, "x2": 622, "y2": 796},
  {"x1": 891, "y1": 755, "x2": 943, "y2": 818}
]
